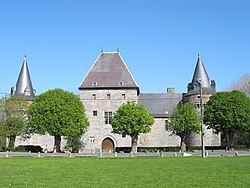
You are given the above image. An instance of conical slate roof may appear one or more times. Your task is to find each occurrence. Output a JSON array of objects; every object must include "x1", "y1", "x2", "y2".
[
  {"x1": 191, "y1": 54, "x2": 211, "y2": 88},
  {"x1": 79, "y1": 52, "x2": 139, "y2": 91},
  {"x1": 12, "y1": 55, "x2": 35, "y2": 100},
  {"x1": 187, "y1": 54, "x2": 215, "y2": 94}
]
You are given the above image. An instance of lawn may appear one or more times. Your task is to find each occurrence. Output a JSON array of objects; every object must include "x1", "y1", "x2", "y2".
[{"x1": 0, "y1": 157, "x2": 249, "y2": 187}]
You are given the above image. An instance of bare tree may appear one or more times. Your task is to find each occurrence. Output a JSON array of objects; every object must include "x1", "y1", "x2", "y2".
[{"x1": 229, "y1": 73, "x2": 250, "y2": 97}]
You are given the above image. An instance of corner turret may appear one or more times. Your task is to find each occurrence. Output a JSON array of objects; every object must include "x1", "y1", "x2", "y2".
[
  {"x1": 187, "y1": 54, "x2": 216, "y2": 95},
  {"x1": 11, "y1": 55, "x2": 36, "y2": 101}
]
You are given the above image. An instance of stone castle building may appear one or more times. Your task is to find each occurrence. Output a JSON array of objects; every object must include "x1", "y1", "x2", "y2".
[{"x1": 14, "y1": 52, "x2": 220, "y2": 152}]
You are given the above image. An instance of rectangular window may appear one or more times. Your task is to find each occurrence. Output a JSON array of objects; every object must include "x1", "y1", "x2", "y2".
[
  {"x1": 92, "y1": 94, "x2": 96, "y2": 100},
  {"x1": 122, "y1": 94, "x2": 125, "y2": 99},
  {"x1": 165, "y1": 120, "x2": 169, "y2": 131},
  {"x1": 107, "y1": 93, "x2": 111, "y2": 100},
  {"x1": 93, "y1": 111, "x2": 97, "y2": 116},
  {"x1": 89, "y1": 136, "x2": 95, "y2": 143},
  {"x1": 104, "y1": 111, "x2": 112, "y2": 124},
  {"x1": 122, "y1": 132, "x2": 126, "y2": 138}
]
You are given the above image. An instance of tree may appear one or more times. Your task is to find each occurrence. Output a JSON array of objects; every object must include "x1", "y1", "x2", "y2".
[
  {"x1": 167, "y1": 102, "x2": 201, "y2": 152},
  {"x1": 229, "y1": 73, "x2": 250, "y2": 147},
  {"x1": 204, "y1": 90, "x2": 250, "y2": 150},
  {"x1": 229, "y1": 73, "x2": 250, "y2": 97},
  {"x1": 27, "y1": 89, "x2": 89, "y2": 152},
  {"x1": 0, "y1": 96, "x2": 30, "y2": 149},
  {"x1": 64, "y1": 136, "x2": 85, "y2": 153},
  {"x1": 111, "y1": 101, "x2": 154, "y2": 153}
]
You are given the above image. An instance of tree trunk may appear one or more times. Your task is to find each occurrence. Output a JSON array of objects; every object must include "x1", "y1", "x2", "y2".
[
  {"x1": 8, "y1": 135, "x2": 16, "y2": 149},
  {"x1": 248, "y1": 131, "x2": 250, "y2": 147},
  {"x1": 180, "y1": 136, "x2": 186, "y2": 152},
  {"x1": 131, "y1": 134, "x2": 138, "y2": 153},
  {"x1": 226, "y1": 130, "x2": 234, "y2": 151},
  {"x1": 54, "y1": 135, "x2": 61, "y2": 153}
]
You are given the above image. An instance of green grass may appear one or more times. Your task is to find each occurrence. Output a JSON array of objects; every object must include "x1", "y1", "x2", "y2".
[{"x1": 0, "y1": 157, "x2": 250, "y2": 187}]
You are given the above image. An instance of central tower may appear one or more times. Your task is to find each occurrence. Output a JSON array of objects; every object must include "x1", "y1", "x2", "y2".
[{"x1": 79, "y1": 52, "x2": 139, "y2": 152}]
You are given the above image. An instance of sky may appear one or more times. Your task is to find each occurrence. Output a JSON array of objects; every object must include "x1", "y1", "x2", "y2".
[{"x1": 0, "y1": 0, "x2": 250, "y2": 96}]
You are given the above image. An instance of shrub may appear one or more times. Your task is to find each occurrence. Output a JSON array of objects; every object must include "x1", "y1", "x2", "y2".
[{"x1": 64, "y1": 136, "x2": 85, "y2": 153}]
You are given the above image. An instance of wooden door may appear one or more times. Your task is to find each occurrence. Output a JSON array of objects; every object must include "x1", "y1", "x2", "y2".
[{"x1": 102, "y1": 138, "x2": 114, "y2": 153}]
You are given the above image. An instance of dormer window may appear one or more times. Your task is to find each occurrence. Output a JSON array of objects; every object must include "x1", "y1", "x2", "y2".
[
  {"x1": 119, "y1": 81, "x2": 124, "y2": 86},
  {"x1": 24, "y1": 86, "x2": 31, "y2": 96},
  {"x1": 92, "y1": 82, "x2": 97, "y2": 86}
]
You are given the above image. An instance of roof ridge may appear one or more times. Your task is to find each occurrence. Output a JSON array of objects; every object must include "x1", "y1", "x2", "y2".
[{"x1": 79, "y1": 52, "x2": 139, "y2": 92}]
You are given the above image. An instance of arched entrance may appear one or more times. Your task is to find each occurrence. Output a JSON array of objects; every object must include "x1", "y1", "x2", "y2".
[{"x1": 101, "y1": 138, "x2": 114, "y2": 153}]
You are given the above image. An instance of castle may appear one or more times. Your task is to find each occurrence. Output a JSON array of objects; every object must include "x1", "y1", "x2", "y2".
[{"x1": 14, "y1": 52, "x2": 221, "y2": 152}]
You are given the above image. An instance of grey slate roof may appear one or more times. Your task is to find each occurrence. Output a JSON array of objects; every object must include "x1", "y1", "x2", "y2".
[
  {"x1": 12, "y1": 55, "x2": 35, "y2": 101},
  {"x1": 79, "y1": 52, "x2": 139, "y2": 91},
  {"x1": 187, "y1": 54, "x2": 216, "y2": 95},
  {"x1": 138, "y1": 93, "x2": 183, "y2": 118}
]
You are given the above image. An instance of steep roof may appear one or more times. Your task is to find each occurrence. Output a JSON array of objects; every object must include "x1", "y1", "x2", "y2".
[
  {"x1": 12, "y1": 55, "x2": 35, "y2": 101},
  {"x1": 138, "y1": 93, "x2": 183, "y2": 117},
  {"x1": 187, "y1": 54, "x2": 216, "y2": 95},
  {"x1": 79, "y1": 52, "x2": 139, "y2": 91}
]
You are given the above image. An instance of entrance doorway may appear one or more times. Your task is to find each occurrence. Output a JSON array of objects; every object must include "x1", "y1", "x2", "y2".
[{"x1": 101, "y1": 138, "x2": 114, "y2": 153}]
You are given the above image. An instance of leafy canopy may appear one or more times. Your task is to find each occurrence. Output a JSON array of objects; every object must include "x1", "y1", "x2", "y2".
[
  {"x1": 168, "y1": 102, "x2": 201, "y2": 138},
  {"x1": 112, "y1": 101, "x2": 154, "y2": 136},
  {"x1": 0, "y1": 95, "x2": 29, "y2": 137},
  {"x1": 28, "y1": 89, "x2": 89, "y2": 137},
  {"x1": 204, "y1": 90, "x2": 250, "y2": 132}
]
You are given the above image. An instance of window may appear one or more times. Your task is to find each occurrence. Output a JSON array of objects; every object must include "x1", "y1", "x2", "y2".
[
  {"x1": 93, "y1": 111, "x2": 97, "y2": 116},
  {"x1": 104, "y1": 111, "x2": 112, "y2": 124},
  {"x1": 92, "y1": 94, "x2": 96, "y2": 100},
  {"x1": 92, "y1": 82, "x2": 97, "y2": 86},
  {"x1": 122, "y1": 94, "x2": 125, "y2": 99},
  {"x1": 107, "y1": 93, "x2": 111, "y2": 100},
  {"x1": 119, "y1": 81, "x2": 124, "y2": 86},
  {"x1": 196, "y1": 103, "x2": 206, "y2": 108},
  {"x1": 89, "y1": 136, "x2": 95, "y2": 143},
  {"x1": 165, "y1": 120, "x2": 169, "y2": 131},
  {"x1": 122, "y1": 132, "x2": 126, "y2": 138}
]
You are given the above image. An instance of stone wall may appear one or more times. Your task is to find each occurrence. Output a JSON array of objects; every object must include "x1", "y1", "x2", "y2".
[
  {"x1": 138, "y1": 118, "x2": 180, "y2": 147},
  {"x1": 79, "y1": 88, "x2": 138, "y2": 152},
  {"x1": 185, "y1": 128, "x2": 221, "y2": 146},
  {"x1": 15, "y1": 134, "x2": 67, "y2": 152}
]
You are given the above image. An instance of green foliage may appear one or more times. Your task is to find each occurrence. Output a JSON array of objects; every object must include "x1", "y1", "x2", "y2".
[
  {"x1": 233, "y1": 145, "x2": 249, "y2": 150},
  {"x1": 27, "y1": 89, "x2": 89, "y2": 151},
  {"x1": 0, "y1": 135, "x2": 5, "y2": 150},
  {"x1": 204, "y1": 90, "x2": 250, "y2": 150},
  {"x1": 64, "y1": 136, "x2": 85, "y2": 153},
  {"x1": 28, "y1": 89, "x2": 89, "y2": 137},
  {"x1": 233, "y1": 131, "x2": 250, "y2": 148},
  {"x1": 112, "y1": 101, "x2": 154, "y2": 153},
  {"x1": 112, "y1": 101, "x2": 154, "y2": 136},
  {"x1": 137, "y1": 147, "x2": 180, "y2": 152},
  {"x1": 168, "y1": 102, "x2": 200, "y2": 151},
  {"x1": 0, "y1": 96, "x2": 29, "y2": 148}
]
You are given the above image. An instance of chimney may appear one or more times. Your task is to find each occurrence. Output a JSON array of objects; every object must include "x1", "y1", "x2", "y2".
[{"x1": 167, "y1": 88, "x2": 175, "y2": 94}]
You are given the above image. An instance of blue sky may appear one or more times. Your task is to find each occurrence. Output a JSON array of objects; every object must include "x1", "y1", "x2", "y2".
[{"x1": 0, "y1": 0, "x2": 249, "y2": 96}]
